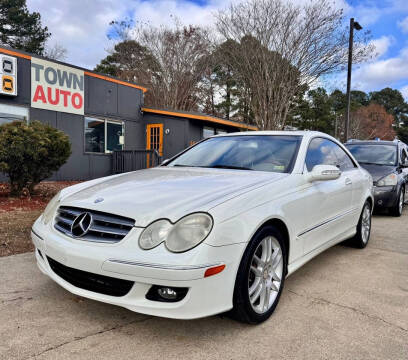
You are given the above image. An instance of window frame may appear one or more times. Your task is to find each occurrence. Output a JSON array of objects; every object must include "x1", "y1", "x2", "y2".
[
  {"x1": 0, "y1": 104, "x2": 29, "y2": 125},
  {"x1": 304, "y1": 136, "x2": 357, "y2": 173},
  {"x1": 84, "y1": 116, "x2": 125, "y2": 155}
]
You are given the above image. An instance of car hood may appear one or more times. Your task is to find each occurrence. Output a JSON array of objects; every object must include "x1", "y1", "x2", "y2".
[
  {"x1": 358, "y1": 164, "x2": 396, "y2": 182},
  {"x1": 60, "y1": 167, "x2": 287, "y2": 226}
]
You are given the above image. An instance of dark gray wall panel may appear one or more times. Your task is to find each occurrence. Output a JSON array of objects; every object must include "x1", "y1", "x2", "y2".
[
  {"x1": 55, "y1": 113, "x2": 89, "y2": 180},
  {"x1": 118, "y1": 86, "x2": 142, "y2": 120},
  {"x1": 188, "y1": 120, "x2": 203, "y2": 144},
  {"x1": 125, "y1": 120, "x2": 145, "y2": 150},
  {"x1": 85, "y1": 77, "x2": 118, "y2": 117},
  {"x1": 30, "y1": 108, "x2": 57, "y2": 127},
  {"x1": 89, "y1": 155, "x2": 111, "y2": 179}
]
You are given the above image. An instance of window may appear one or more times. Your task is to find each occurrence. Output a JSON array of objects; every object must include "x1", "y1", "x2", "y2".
[
  {"x1": 216, "y1": 129, "x2": 227, "y2": 135},
  {"x1": 167, "y1": 135, "x2": 302, "y2": 173},
  {"x1": 203, "y1": 126, "x2": 215, "y2": 138},
  {"x1": 0, "y1": 104, "x2": 29, "y2": 125},
  {"x1": 401, "y1": 147, "x2": 408, "y2": 165},
  {"x1": 306, "y1": 138, "x2": 355, "y2": 172},
  {"x1": 85, "y1": 117, "x2": 124, "y2": 153},
  {"x1": 346, "y1": 144, "x2": 397, "y2": 166}
]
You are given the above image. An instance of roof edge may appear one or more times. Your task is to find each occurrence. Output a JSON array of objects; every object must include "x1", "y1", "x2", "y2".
[{"x1": 142, "y1": 107, "x2": 258, "y2": 131}]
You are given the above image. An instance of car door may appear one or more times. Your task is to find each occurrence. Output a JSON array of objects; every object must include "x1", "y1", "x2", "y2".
[{"x1": 300, "y1": 137, "x2": 354, "y2": 255}]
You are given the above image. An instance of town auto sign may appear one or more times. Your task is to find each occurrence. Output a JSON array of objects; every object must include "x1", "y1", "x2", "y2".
[{"x1": 31, "y1": 58, "x2": 84, "y2": 115}]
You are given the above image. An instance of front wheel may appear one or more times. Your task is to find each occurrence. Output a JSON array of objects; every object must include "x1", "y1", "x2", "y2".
[
  {"x1": 229, "y1": 226, "x2": 287, "y2": 324},
  {"x1": 350, "y1": 201, "x2": 372, "y2": 248},
  {"x1": 390, "y1": 188, "x2": 404, "y2": 217}
]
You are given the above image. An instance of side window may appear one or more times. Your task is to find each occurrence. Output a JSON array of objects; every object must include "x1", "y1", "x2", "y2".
[
  {"x1": 305, "y1": 138, "x2": 355, "y2": 172},
  {"x1": 332, "y1": 143, "x2": 356, "y2": 171},
  {"x1": 400, "y1": 147, "x2": 407, "y2": 164}
]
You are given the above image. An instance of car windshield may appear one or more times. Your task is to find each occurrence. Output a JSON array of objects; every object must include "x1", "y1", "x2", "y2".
[
  {"x1": 166, "y1": 135, "x2": 302, "y2": 173},
  {"x1": 346, "y1": 144, "x2": 397, "y2": 166}
]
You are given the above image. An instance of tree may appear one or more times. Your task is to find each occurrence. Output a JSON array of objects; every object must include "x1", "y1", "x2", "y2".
[
  {"x1": 94, "y1": 40, "x2": 160, "y2": 87},
  {"x1": 350, "y1": 104, "x2": 396, "y2": 140},
  {"x1": 215, "y1": 0, "x2": 373, "y2": 130},
  {"x1": 45, "y1": 42, "x2": 67, "y2": 61},
  {"x1": 369, "y1": 88, "x2": 408, "y2": 126},
  {"x1": 0, "y1": 0, "x2": 50, "y2": 55},
  {"x1": 137, "y1": 23, "x2": 212, "y2": 110},
  {"x1": 290, "y1": 88, "x2": 335, "y2": 134},
  {"x1": 0, "y1": 121, "x2": 71, "y2": 196},
  {"x1": 96, "y1": 20, "x2": 211, "y2": 111}
]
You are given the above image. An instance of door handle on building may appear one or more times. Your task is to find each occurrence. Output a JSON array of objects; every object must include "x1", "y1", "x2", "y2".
[{"x1": 345, "y1": 178, "x2": 352, "y2": 186}]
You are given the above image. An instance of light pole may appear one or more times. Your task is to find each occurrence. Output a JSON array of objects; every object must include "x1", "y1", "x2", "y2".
[{"x1": 344, "y1": 18, "x2": 362, "y2": 143}]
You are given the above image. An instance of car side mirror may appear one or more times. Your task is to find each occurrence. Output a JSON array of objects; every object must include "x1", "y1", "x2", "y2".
[{"x1": 307, "y1": 165, "x2": 342, "y2": 182}]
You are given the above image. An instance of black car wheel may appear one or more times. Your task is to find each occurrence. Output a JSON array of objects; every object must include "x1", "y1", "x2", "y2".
[
  {"x1": 349, "y1": 201, "x2": 372, "y2": 249},
  {"x1": 390, "y1": 187, "x2": 404, "y2": 217},
  {"x1": 229, "y1": 225, "x2": 287, "y2": 324}
]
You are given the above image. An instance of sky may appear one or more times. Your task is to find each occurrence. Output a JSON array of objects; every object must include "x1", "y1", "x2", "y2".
[{"x1": 26, "y1": 0, "x2": 408, "y2": 99}]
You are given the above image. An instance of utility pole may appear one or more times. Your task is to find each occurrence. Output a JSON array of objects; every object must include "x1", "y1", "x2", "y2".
[{"x1": 344, "y1": 18, "x2": 362, "y2": 143}]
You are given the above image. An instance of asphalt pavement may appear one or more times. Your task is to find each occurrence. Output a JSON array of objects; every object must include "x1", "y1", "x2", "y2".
[{"x1": 1, "y1": 210, "x2": 407, "y2": 360}]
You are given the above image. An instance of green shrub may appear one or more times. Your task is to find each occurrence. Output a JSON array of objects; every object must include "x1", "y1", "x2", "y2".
[{"x1": 0, "y1": 120, "x2": 71, "y2": 196}]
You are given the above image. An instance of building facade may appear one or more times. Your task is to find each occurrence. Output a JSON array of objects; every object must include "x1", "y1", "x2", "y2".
[{"x1": 0, "y1": 46, "x2": 256, "y2": 181}]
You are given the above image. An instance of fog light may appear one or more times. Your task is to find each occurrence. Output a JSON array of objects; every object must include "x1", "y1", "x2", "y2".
[
  {"x1": 378, "y1": 200, "x2": 383, "y2": 205},
  {"x1": 157, "y1": 287, "x2": 178, "y2": 300},
  {"x1": 146, "y1": 285, "x2": 188, "y2": 302}
]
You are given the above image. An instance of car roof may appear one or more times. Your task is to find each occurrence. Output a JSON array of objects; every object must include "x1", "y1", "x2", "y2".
[
  {"x1": 345, "y1": 140, "x2": 398, "y2": 146},
  {"x1": 213, "y1": 130, "x2": 327, "y2": 139}
]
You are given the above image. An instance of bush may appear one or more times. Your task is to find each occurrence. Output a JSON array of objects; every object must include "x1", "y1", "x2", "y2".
[{"x1": 0, "y1": 121, "x2": 71, "y2": 196}]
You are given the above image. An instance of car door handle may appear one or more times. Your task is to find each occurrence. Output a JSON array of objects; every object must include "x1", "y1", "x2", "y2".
[{"x1": 345, "y1": 178, "x2": 352, "y2": 186}]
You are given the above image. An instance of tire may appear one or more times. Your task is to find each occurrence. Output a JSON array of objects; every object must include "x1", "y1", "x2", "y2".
[
  {"x1": 349, "y1": 201, "x2": 372, "y2": 249},
  {"x1": 390, "y1": 188, "x2": 404, "y2": 217},
  {"x1": 229, "y1": 226, "x2": 287, "y2": 324}
]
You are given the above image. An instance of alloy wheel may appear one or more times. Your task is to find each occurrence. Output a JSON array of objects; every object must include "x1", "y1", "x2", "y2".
[
  {"x1": 399, "y1": 191, "x2": 404, "y2": 214},
  {"x1": 361, "y1": 205, "x2": 371, "y2": 244},
  {"x1": 248, "y1": 236, "x2": 283, "y2": 314}
]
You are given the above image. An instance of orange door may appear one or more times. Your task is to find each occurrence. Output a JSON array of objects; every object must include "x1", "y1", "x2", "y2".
[
  {"x1": 146, "y1": 123, "x2": 163, "y2": 156},
  {"x1": 146, "y1": 124, "x2": 163, "y2": 167}
]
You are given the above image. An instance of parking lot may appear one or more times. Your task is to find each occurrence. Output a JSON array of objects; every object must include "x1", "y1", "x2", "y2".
[{"x1": 1, "y1": 210, "x2": 407, "y2": 360}]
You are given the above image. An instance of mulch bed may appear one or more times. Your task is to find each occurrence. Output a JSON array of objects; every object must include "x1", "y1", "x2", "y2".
[{"x1": 0, "y1": 181, "x2": 80, "y2": 257}]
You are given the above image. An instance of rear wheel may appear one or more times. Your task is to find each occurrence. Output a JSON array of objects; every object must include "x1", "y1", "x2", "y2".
[
  {"x1": 229, "y1": 226, "x2": 287, "y2": 324},
  {"x1": 349, "y1": 201, "x2": 372, "y2": 248},
  {"x1": 390, "y1": 188, "x2": 404, "y2": 217}
]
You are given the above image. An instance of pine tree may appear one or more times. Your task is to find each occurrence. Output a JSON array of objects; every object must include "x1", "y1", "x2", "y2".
[{"x1": 0, "y1": 0, "x2": 50, "y2": 55}]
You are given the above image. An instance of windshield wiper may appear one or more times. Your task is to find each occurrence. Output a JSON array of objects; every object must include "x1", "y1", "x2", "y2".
[{"x1": 206, "y1": 165, "x2": 253, "y2": 170}]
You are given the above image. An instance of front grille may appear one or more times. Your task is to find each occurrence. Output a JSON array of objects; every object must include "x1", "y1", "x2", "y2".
[
  {"x1": 47, "y1": 257, "x2": 134, "y2": 297},
  {"x1": 54, "y1": 206, "x2": 135, "y2": 243}
]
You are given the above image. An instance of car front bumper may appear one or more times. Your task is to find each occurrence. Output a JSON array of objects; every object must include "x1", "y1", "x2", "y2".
[
  {"x1": 373, "y1": 186, "x2": 399, "y2": 209},
  {"x1": 31, "y1": 217, "x2": 246, "y2": 320}
]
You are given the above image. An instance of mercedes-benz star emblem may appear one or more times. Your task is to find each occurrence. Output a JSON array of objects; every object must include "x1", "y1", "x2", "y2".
[
  {"x1": 71, "y1": 212, "x2": 93, "y2": 237},
  {"x1": 94, "y1": 197, "x2": 104, "y2": 204}
]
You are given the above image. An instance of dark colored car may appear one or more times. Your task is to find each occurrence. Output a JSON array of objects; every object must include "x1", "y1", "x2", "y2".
[{"x1": 345, "y1": 140, "x2": 408, "y2": 216}]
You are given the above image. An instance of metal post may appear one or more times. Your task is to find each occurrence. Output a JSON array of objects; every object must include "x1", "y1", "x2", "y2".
[{"x1": 345, "y1": 18, "x2": 354, "y2": 143}]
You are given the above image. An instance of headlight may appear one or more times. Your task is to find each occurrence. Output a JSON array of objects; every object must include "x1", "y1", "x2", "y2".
[
  {"x1": 42, "y1": 191, "x2": 61, "y2": 225},
  {"x1": 377, "y1": 173, "x2": 398, "y2": 187},
  {"x1": 139, "y1": 213, "x2": 213, "y2": 253}
]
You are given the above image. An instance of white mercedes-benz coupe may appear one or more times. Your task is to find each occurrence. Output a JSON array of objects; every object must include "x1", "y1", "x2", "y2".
[{"x1": 32, "y1": 131, "x2": 373, "y2": 324}]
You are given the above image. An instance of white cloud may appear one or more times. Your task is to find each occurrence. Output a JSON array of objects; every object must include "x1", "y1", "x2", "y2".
[
  {"x1": 400, "y1": 85, "x2": 408, "y2": 100},
  {"x1": 353, "y1": 47, "x2": 408, "y2": 90},
  {"x1": 370, "y1": 36, "x2": 394, "y2": 59},
  {"x1": 26, "y1": 0, "x2": 348, "y2": 70},
  {"x1": 398, "y1": 16, "x2": 408, "y2": 33}
]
